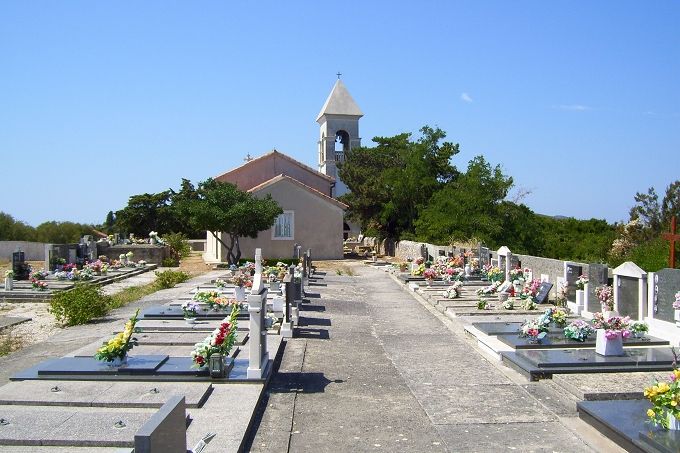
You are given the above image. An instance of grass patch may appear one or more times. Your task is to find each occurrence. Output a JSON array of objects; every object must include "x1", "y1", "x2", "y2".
[
  {"x1": 335, "y1": 266, "x2": 356, "y2": 276},
  {"x1": 0, "y1": 328, "x2": 23, "y2": 357},
  {"x1": 108, "y1": 282, "x2": 159, "y2": 310}
]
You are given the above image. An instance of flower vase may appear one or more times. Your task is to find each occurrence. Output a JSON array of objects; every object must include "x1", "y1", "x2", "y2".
[
  {"x1": 575, "y1": 290, "x2": 584, "y2": 308},
  {"x1": 4, "y1": 278, "x2": 12, "y2": 291},
  {"x1": 185, "y1": 317, "x2": 197, "y2": 325},
  {"x1": 107, "y1": 354, "x2": 128, "y2": 367},
  {"x1": 425, "y1": 279, "x2": 432, "y2": 287},
  {"x1": 595, "y1": 329, "x2": 624, "y2": 356},
  {"x1": 150, "y1": 237, "x2": 157, "y2": 245},
  {"x1": 668, "y1": 412, "x2": 680, "y2": 430},
  {"x1": 498, "y1": 293, "x2": 509, "y2": 303},
  {"x1": 234, "y1": 286, "x2": 246, "y2": 302},
  {"x1": 464, "y1": 264, "x2": 471, "y2": 277}
]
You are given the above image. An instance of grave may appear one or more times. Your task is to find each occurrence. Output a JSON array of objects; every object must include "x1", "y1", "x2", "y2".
[
  {"x1": 578, "y1": 399, "x2": 680, "y2": 453},
  {"x1": 586, "y1": 264, "x2": 609, "y2": 314},
  {"x1": 649, "y1": 268, "x2": 680, "y2": 324},
  {"x1": 501, "y1": 347, "x2": 677, "y2": 380},
  {"x1": 564, "y1": 262, "x2": 583, "y2": 302},
  {"x1": 614, "y1": 262, "x2": 647, "y2": 320},
  {"x1": 535, "y1": 281, "x2": 553, "y2": 304},
  {"x1": 134, "y1": 395, "x2": 187, "y2": 453},
  {"x1": 497, "y1": 332, "x2": 668, "y2": 350},
  {"x1": 11, "y1": 251, "x2": 30, "y2": 280},
  {"x1": 140, "y1": 306, "x2": 249, "y2": 321}
]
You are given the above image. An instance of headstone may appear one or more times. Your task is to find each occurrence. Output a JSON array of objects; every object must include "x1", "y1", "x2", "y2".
[
  {"x1": 12, "y1": 250, "x2": 29, "y2": 280},
  {"x1": 496, "y1": 246, "x2": 511, "y2": 281},
  {"x1": 564, "y1": 262, "x2": 583, "y2": 302},
  {"x1": 651, "y1": 268, "x2": 680, "y2": 323},
  {"x1": 613, "y1": 262, "x2": 647, "y2": 320},
  {"x1": 281, "y1": 272, "x2": 294, "y2": 338},
  {"x1": 44, "y1": 244, "x2": 54, "y2": 273},
  {"x1": 535, "y1": 282, "x2": 553, "y2": 304},
  {"x1": 88, "y1": 239, "x2": 98, "y2": 261},
  {"x1": 247, "y1": 248, "x2": 269, "y2": 379},
  {"x1": 134, "y1": 395, "x2": 187, "y2": 453},
  {"x1": 540, "y1": 274, "x2": 550, "y2": 283},
  {"x1": 68, "y1": 247, "x2": 77, "y2": 264},
  {"x1": 586, "y1": 264, "x2": 609, "y2": 313}
]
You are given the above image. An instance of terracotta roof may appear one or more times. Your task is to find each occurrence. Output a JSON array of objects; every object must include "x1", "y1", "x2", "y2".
[
  {"x1": 214, "y1": 149, "x2": 334, "y2": 183},
  {"x1": 248, "y1": 174, "x2": 348, "y2": 210}
]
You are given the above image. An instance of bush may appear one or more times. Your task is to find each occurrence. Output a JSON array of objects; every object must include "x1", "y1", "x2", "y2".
[
  {"x1": 154, "y1": 270, "x2": 190, "y2": 289},
  {"x1": 162, "y1": 258, "x2": 180, "y2": 267},
  {"x1": 49, "y1": 283, "x2": 111, "y2": 326},
  {"x1": 164, "y1": 232, "x2": 191, "y2": 261}
]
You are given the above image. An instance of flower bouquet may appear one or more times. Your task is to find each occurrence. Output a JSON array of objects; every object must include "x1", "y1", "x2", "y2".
[
  {"x1": 214, "y1": 278, "x2": 227, "y2": 288},
  {"x1": 212, "y1": 296, "x2": 239, "y2": 311},
  {"x1": 645, "y1": 368, "x2": 680, "y2": 430},
  {"x1": 630, "y1": 321, "x2": 649, "y2": 338},
  {"x1": 476, "y1": 281, "x2": 501, "y2": 296},
  {"x1": 485, "y1": 266, "x2": 503, "y2": 282},
  {"x1": 411, "y1": 263, "x2": 425, "y2": 276},
  {"x1": 521, "y1": 298, "x2": 537, "y2": 311},
  {"x1": 31, "y1": 278, "x2": 48, "y2": 291},
  {"x1": 595, "y1": 285, "x2": 614, "y2": 312},
  {"x1": 564, "y1": 320, "x2": 595, "y2": 342},
  {"x1": 509, "y1": 267, "x2": 524, "y2": 282},
  {"x1": 138, "y1": 260, "x2": 147, "y2": 266},
  {"x1": 477, "y1": 299, "x2": 490, "y2": 310},
  {"x1": 194, "y1": 291, "x2": 220, "y2": 306},
  {"x1": 591, "y1": 312, "x2": 630, "y2": 338},
  {"x1": 520, "y1": 279, "x2": 541, "y2": 302},
  {"x1": 550, "y1": 307, "x2": 568, "y2": 328},
  {"x1": 443, "y1": 281, "x2": 463, "y2": 299},
  {"x1": 423, "y1": 268, "x2": 437, "y2": 283},
  {"x1": 182, "y1": 300, "x2": 200, "y2": 319},
  {"x1": 30, "y1": 269, "x2": 49, "y2": 280},
  {"x1": 520, "y1": 319, "x2": 548, "y2": 342},
  {"x1": 230, "y1": 273, "x2": 251, "y2": 288},
  {"x1": 575, "y1": 275, "x2": 589, "y2": 291},
  {"x1": 5, "y1": 270, "x2": 14, "y2": 279},
  {"x1": 500, "y1": 298, "x2": 514, "y2": 310},
  {"x1": 191, "y1": 305, "x2": 239, "y2": 369},
  {"x1": 95, "y1": 309, "x2": 140, "y2": 365}
]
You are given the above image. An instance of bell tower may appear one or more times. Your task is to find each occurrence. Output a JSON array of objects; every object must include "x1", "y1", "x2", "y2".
[{"x1": 317, "y1": 77, "x2": 363, "y2": 198}]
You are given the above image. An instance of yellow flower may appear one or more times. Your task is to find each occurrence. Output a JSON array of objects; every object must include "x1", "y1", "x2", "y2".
[
  {"x1": 647, "y1": 409, "x2": 656, "y2": 418},
  {"x1": 672, "y1": 401, "x2": 678, "y2": 407},
  {"x1": 658, "y1": 382, "x2": 671, "y2": 393}
]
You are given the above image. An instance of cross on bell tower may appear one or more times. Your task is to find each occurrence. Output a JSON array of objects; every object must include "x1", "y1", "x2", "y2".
[{"x1": 316, "y1": 77, "x2": 363, "y2": 198}]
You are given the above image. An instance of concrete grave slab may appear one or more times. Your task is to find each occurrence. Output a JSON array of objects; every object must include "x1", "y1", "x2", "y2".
[
  {"x1": 497, "y1": 333, "x2": 668, "y2": 350},
  {"x1": 553, "y1": 371, "x2": 669, "y2": 400},
  {"x1": 0, "y1": 381, "x2": 212, "y2": 408},
  {"x1": 0, "y1": 405, "x2": 154, "y2": 447},
  {"x1": 0, "y1": 317, "x2": 31, "y2": 331}
]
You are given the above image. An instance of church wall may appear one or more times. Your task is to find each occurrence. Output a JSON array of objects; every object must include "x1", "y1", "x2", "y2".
[
  {"x1": 236, "y1": 179, "x2": 345, "y2": 260},
  {"x1": 216, "y1": 154, "x2": 332, "y2": 196}
]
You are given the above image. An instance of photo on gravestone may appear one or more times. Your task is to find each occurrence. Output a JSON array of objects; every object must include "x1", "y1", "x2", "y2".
[
  {"x1": 565, "y1": 263, "x2": 582, "y2": 302},
  {"x1": 535, "y1": 282, "x2": 554, "y2": 304},
  {"x1": 617, "y1": 276, "x2": 639, "y2": 319},
  {"x1": 653, "y1": 269, "x2": 680, "y2": 323}
]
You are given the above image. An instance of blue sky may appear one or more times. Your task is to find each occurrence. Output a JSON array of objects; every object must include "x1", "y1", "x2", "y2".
[{"x1": 1, "y1": 1, "x2": 678, "y2": 227}]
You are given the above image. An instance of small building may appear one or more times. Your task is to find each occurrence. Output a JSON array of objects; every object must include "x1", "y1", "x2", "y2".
[{"x1": 204, "y1": 150, "x2": 348, "y2": 261}]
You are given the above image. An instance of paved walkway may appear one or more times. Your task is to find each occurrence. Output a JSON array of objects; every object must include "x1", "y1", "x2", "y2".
[{"x1": 246, "y1": 262, "x2": 622, "y2": 453}]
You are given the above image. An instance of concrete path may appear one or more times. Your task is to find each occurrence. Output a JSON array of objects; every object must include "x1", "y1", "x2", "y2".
[{"x1": 246, "y1": 262, "x2": 623, "y2": 453}]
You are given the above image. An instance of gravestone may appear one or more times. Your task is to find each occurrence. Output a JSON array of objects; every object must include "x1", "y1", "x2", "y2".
[
  {"x1": 564, "y1": 262, "x2": 583, "y2": 302},
  {"x1": 478, "y1": 246, "x2": 490, "y2": 267},
  {"x1": 12, "y1": 250, "x2": 30, "y2": 280},
  {"x1": 535, "y1": 282, "x2": 553, "y2": 304},
  {"x1": 651, "y1": 268, "x2": 680, "y2": 323},
  {"x1": 45, "y1": 244, "x2": 55, "y2": 272},
  {"x1": 247, "y1": 248, "x2": 269, "y2": 379},
  {"x1": 586, "y1": 264, "x2": 609, "y2": 313},
  {"x1": 134, "y1": 395, "x2": 187, "y2": 453},
  {"x1": 89, "y1": 238, "x2": 98, "y2": 261},
  {"x1": 496, "y1": 246, "x2": 511, "y2": 281},
  {"x1": 613, "y1": 262, "x2": 647, "y2": 320},
  {"x1": 68, "y1": 247, "x2": 77, "y2": 264},
  {"x1": 280, "y1": 272, "x2": 294, "y2": 338}
]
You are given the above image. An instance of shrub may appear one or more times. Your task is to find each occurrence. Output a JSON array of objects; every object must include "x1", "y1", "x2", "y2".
[
  {"x1": 49, "y1": 283, "x2": 111, "y2": 326},
  {"x1": 164, "y1": 232, "x2": 191, "y2": 261},
  {"x1": 162, "y1": 258, "x2": 180, "y2": 267},
  {"x1": 154, "y1": 270, "x2": 190, "y2": 289}
]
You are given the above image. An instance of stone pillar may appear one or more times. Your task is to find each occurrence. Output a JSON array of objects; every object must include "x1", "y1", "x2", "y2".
[
  {"x1": 281, "y1": 270, "x2": 295, "y2": 338},
  {"x1": 247, "y1": 248, "x2": 269, "y2": 379},
  {"x1": 44, "y1": 244, "x2": 54, "y2": 273},
  {"x1": 307, "y1": 249, "x2": 313, "y2": 275},
  {"x1": 496, "y1": 246, "x2": 511, "y2": 282}
]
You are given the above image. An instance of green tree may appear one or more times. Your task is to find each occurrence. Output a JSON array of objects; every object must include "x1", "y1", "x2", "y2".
[
  {"x1": 415, "y1": 156, "x2": 512, "y2": 244},
  {"x1": 179, "y1": 179, "x2": 282, "y2": 265},
  {"x1": 103, "y1": 211, "x2": 116, "y2": 232},
  {"x1": 338, "y1": 126, "x2": 459, "y2": 239},
  {"x1": 115, "y1": 191, "x2": 174, "y2": 236},
  {"x1": 35, "y1": 221, "x2": 94, "y2": 243},
  {"x1": 0, "y1": 212, "x2": 36, "y2": 241}
]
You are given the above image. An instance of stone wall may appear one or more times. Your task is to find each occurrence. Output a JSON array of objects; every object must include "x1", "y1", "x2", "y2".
[
  {"x1": 188, "y1": 240, "x2": 206, "y2": 252},
  {"x1": 97, "y1": 244, "x2": 171, "y2": 265},
  {"x1": 0, "y1": 241, "x2": 46, "y2": 261},
  {"x1": 515, "y1": 253, "x2": 588, "y2": 285}
]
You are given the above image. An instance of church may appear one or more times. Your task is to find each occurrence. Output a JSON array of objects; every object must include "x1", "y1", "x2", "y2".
[{"x1": 204, "y1": 79, "x2": 363, "y2": 262}]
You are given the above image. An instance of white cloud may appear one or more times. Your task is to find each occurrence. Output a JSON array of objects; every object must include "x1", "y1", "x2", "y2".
[
  {"x1": 553, "y1": 104, "x2": 591, "y2": 111},
  {"x1": 460, "y1": 93, "x2": 473, "y2": 103}
]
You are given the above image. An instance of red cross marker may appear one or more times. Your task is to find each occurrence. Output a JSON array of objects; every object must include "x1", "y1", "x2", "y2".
[{"x1": 662, "y1": 216, "x2": 680, "y2": 269}]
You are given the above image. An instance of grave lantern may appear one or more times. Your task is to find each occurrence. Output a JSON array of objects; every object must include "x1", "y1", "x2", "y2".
[{"x1": 209, "y1": 353, "x2": 226, "y2": 378}]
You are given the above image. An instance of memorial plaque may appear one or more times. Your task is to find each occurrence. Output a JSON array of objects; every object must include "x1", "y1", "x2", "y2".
[
  {"x1": 535, "y1": 282, "x2": 553, "y2": 304},
  {"x1": 653, "y1": 269, "x2": 680, "y2": 323},
  {"x1": 565, "y1": 263, "x2": 583, "y2": 301},
  {"x1": 618, "y1": 276, "x2": 639, "y2": 319}
]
